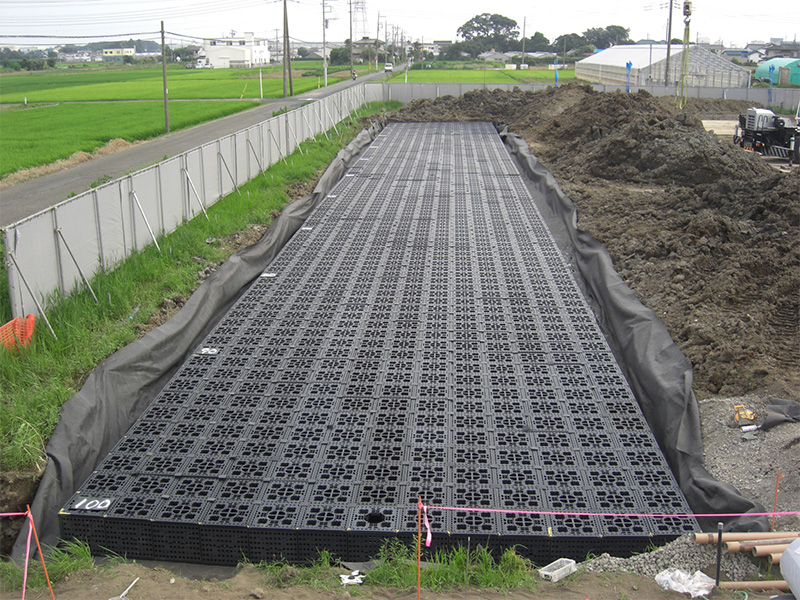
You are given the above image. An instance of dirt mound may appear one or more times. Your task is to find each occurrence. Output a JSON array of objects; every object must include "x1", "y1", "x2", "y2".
[
  {"x1": 394, "y1": 85, "x2": 799, "y2": 399},
  {"x1": 536, "y1": 90, "x2": 775, "y2": 187}
]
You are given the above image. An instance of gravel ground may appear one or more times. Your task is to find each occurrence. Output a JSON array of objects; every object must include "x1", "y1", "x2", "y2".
[
  {"x1": 584, "y1": 391, "x2": 799, "y2": 580},
  {"x1": 583, "y1": 533, "x2": 759, "y2": 580}
]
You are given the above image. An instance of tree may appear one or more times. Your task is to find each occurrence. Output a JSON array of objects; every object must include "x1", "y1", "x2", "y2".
[
  {"x1": 329, "y1": 46, "x2": 350, "y2": 65},
  {"x1": 123, "y1": 55, "x2": 134, "y2": 64},
  {"x1": 20, "y1": 58, "x2": 46, "y2": 70},
  {"x1": 552, "y1": 33, "x2": 586, "y2": 54},
  {"x1": 47, "y1": 57, "x2": 57, "y2": 68},
  {"x1": 583, "y1": 25, "x2": 632, "y2": 49},
  {"x1": 457, "y1": 13, "x2": 519, "y2": 52},
  {"x1": 297, "y1": 46, "x2": 309, "y2": 58},
  {"x1": 605, "y1": 25, "x2": 632, "y2": 46},
  {"x1": 527, "y1": 32, "x2": 551, "y2": 52}
]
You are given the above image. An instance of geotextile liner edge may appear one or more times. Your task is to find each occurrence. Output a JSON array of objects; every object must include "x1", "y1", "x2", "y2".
[
  {"x1": 10, "y1": 121, "x2": 384, "y2": 561},
  {"x1": 498, "y1": 124, "x2": 769, "y2": 532}
]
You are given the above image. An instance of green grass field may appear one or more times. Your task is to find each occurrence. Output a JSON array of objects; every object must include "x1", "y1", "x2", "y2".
[
  {"x1": 0, "y1": 101, "x2": 259, "y2": 177},
  {"x1": 389, "y1": 67, "x2": 574, "y2": 84},
  {"x1": 0, "y1": 65, "x2": 346, "y2": 102}
]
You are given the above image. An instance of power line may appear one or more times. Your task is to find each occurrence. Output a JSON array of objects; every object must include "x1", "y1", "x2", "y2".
[
  {"x1": 0, "y1": 0, "x2": 277, "y2": 27},
  {"x1": 0, "y1": 32, "x2": 158, "y2": 39}
]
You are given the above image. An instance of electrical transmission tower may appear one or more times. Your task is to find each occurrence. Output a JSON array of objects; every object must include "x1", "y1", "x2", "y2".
[{"x1": 352, "y1": 0, "x2": 368, "y2": 41}]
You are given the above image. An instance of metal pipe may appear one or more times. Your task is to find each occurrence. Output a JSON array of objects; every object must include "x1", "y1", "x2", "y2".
[
  {"x1": 324, "y1": 104, "x2": 340, "y2": 135},
  {"x1": 313, "y1": 107, "x2": 331, "y2": 141},
  {"x1": 217, "y1": 152, "x2": 241, "y2": 197},
  {"x1": 129, "y1": 191, "x2": 161, "y2": 252},
  {"x1": 182, "y1": 169, "x2": 209, "y2": 220},
  {"x1": 55, "y1": 229, "x2": 99, "y2": 304},
  {"x1": 6, "y1": 252, "x2": 57, "y2": 340},
  {"x1": 714, "y1": 522, "x2": 723, "y2": 588},
  {"x1": 286, "y1": 117, "x2": 306, "y2": 155},
  {"x1": 245, "y1": 139, "x2": 270, "y2": 182},
  {"x1": 268, "y1": 128, "x2": 288, "y2": 165}
]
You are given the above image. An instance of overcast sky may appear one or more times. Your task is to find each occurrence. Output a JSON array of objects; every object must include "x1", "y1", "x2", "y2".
[{"x1": 1, "y1": 0, "x2": 797, "y2": 50}]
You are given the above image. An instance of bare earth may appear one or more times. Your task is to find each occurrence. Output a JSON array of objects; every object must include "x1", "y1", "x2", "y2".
[
  {"x1": 3, "y1": 86, "x2": 799, "y2": 598},
  {"x1": 3, "y1": 561, "x2": 784, "y2": 600}
]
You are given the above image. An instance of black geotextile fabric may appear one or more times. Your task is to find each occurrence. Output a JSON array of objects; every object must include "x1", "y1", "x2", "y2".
[
  {"x1": 11, "y1": 122, "x2": 383, "y2": 561},
  {"x1": 761, "y1": 397, "x2": 800, "y2": 431},
  {"x1": 497, "y1": 125, "x2": 769, "y2": 532}
]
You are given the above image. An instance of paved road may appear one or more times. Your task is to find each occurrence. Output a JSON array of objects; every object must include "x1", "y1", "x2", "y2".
[{"x1": 0, "y1": 70, "x2": 387, "y2": 228}]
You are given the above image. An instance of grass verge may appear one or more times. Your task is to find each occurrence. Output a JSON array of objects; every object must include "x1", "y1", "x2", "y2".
[
  {"x1": 0, "y1": 100, "x2": 401, "y2": 472},
  {"x1": 0, "y1": 539, "x2": 94, "y2": 592},
  {"x1": 249, "y1": 540, "x2": 540, "y2": 592},
  {"x1": 366, "y1": 539, "x2": 539, "y2": 591}
]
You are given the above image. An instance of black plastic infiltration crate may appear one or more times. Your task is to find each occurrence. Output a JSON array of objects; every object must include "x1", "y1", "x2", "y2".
[{"x1": 60, "y1": 122, "x2": 698, "y2": 565}]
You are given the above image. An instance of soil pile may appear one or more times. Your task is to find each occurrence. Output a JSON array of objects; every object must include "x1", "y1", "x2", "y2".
[{"x1": 392, "y1": 86, "x2": 799, "y2": 399}]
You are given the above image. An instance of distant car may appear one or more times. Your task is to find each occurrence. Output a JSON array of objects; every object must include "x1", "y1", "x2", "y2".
[{"x1": 384, "y1": 62, "x2": 393, "y2": 72}]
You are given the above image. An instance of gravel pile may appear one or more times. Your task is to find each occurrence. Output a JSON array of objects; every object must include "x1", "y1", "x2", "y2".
[{"x1": 582, "y1": 534, "x2": 758, "y2": 580}]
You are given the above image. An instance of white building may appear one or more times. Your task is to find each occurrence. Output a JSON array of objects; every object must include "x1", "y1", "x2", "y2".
[
  {"x1": 576, "y1": 44, "x2": 749, "y2": 88},
  {"x1": 102, "y1": 48, "x2": 135, "y2": 62},
  {"x1": 201, "y1": 32, "x2": 270, "y2": 68}
]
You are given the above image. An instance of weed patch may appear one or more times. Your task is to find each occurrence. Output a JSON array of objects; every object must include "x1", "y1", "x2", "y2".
[{"x1": 0, "y1": 539, "x2": 93, "y2": 592}]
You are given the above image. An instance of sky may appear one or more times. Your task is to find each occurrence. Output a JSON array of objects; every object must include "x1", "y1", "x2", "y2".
[{"x1": 0, "y1": 0, "x2": 798, "y2": 51}]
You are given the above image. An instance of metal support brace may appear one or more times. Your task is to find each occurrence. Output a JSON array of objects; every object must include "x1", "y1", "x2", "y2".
[
  {"x1": 182, "y1": 169, "x2": 209, "y2": 220},
  {"x1": 268, "y1": 129, "x2": 288, "y2": 165},
  {"x1": 55, "y1": 228, "x2": 99, "y2": 304},
  {"x1": 245, "y1": 139, "x2": 270, "y2": 182},
  {"x1": 324, "y1": 104, "x2": 340, "y2": 135},
  {"x1": 6, "y1": 251, "x2": 58, "y2": 340},
  {"x1": 217, "y1": 152, "x2": 241, "y2": 197},
  {"x1": 286, "y1": 118, "x2": 306, "y2": 155},
  {"x1": 301, "y1": 109, "x2": 323, "y2": 142},
  {"x1": 313, "y1": 107, "x2": 330, "y2": 141},
  {"x1": 130, "y1": 191, "x2": 161, "y2": 252}
]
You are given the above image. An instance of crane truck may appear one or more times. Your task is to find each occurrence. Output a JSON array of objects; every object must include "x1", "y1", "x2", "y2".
[{"x1": 733, "y1": 104, "x2": 800, "y2": 165}]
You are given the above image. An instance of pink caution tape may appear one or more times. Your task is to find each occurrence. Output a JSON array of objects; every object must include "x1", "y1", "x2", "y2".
[
  {"x1": 422, "y1": 503, "x2": 433, "y2": 547},
  {"x1": 426, "y1": 506, "x2": 800, "y2": 519},
  {"x1": 419, "y1": 504, "x2": 800, "y2": 547}
]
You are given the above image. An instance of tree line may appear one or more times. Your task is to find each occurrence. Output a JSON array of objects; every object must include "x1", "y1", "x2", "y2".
[{"x1": 448, "y1": 14, "x2": 634, "y2": 59}]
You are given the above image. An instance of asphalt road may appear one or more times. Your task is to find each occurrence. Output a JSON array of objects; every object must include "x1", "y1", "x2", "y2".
[{"x1": 0, "y1": 69, "x2": 388, "y2": 228}]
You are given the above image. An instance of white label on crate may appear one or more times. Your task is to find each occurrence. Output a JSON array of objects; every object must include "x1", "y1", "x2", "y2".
[{"x1": 71, "y1": 497, "x2": 114, "y2": 511}]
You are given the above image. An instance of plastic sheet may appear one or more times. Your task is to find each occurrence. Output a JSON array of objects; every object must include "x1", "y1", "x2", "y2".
[{"x1": 655, "y1": 568, "x2": 716, "y2": 598}]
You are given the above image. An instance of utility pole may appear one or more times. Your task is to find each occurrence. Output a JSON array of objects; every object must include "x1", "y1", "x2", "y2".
[
  {"x1": 283, "y1": 0, "x2": 293, "y2": 96},
  {"x1": 322, "y1": 0, "x2": 328, "y2": 86},
  {"x1": 348, "y1": 0, "x2": 354, "y2": 77},
  {"x1": 376, "y1": 12, "x2": 381, "y2": 62},
  {"x1": 665, "y1": 0, "x2": 674, "y2": 86},
  {"x1": 161, "y1": 21, "x2": 169, "y2": 134},
  {"x1": 521, "y1": 17, "x2": 526, "y2": 67}
]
